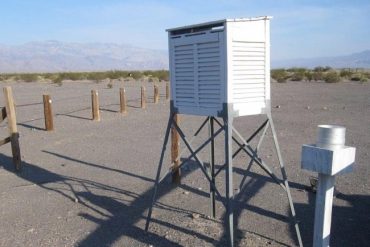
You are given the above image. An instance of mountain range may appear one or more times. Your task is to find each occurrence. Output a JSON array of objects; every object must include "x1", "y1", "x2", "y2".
[
  {"x1": 272, "y1": 50, "x2": 370, "y2": 69},
  {"x1": 0, "y1": 41, "x2": 168, "y2": 73},
  {"x1": 0, "y1": 41, "x2": 369, "y2": 73}
]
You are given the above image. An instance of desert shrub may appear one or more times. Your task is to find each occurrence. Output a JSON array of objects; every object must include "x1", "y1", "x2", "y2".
[
  {"x1": 324, "y1": 66, "x2": 332, "y2": 72},
  {"x1": 130, "y1": 71, "x2": 144, "y2": 80},
  {"x1": 42, "y1": 73, "x2": 54, "y2": 80},
  {"x1": 148, "y1": 76, "x2": 159, "y2": 83},
  {"x1": 350, "y1": 73, "x2": 362, "y2": 81},
  {"x1": 351, "y1": 73, "x2": 367, "y2": 82},
  {"x1": 324, "y1": 71, "x2": 340, "y2": 83},
  {"x1": 314, "y1": 66, "x2": 324, "y2": 72},
  {"x1": 105, "y1": 70, "x2": 124, "y2": 80},
  {"x1": 290, "y1": 71, "x2": 306, "y2": 81},
  {"x1": 363, "y1": 73, "x2": 370, "y2": 82},
  {"x1": 6, "y1": 74, "x2": 16, "y2": 81},
  {"x1": 9, "y1": 74, "x2": 21, "y2": 81},
  {"x1": 156, "y1": 70, "x2": 169, "y2": 81},
  {"x1": 312, "y1": 71, "x2": 324, "y2": 81},
  {"x1": 339, "y1": 69, "x2": 353, "y2": 78},
  {"x1": 20, "y1": 73, "x2": 39, "y2": 82},
  {"x1": 286, "y1": 67, "x2": 306, "y2": 81},
  {"x1": 305, "y1": 71, "x2": 313, "y2": 81},
  {"x1": 52, "y1": 75, "x2": 63, "y2": 85},
  {"x1": 66, "y1": 72, "x2": 87, "y2": 81},
  {"x1": 142, "y1": 70, "x2": 152, "y2": 77},
  {"x1": 271, "y1": 69, "x2": 288, "y2": 83},
  {"x1": 86, "y1": 72, "x2": 107, "y2": 82},
  {"x1": 57, "y1": 72, "x2": 72, "y2": 81},
  {"x1": 145, "y1": 70, "x2": 169, "y2": 81},
  {"x1": 0, "y1": 75, "x2": 6, "y2": 81},
  {"x1": 314, "y1": 66, "x2": 332, "y2": 72},
  {"x1": 0, "y1": 70, "x2": 171, "y2": 83}
]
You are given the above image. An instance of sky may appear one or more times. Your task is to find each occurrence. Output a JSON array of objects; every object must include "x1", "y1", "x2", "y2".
[{"x1": 0, "y1": 0, "x2": 369, "y2": 60}]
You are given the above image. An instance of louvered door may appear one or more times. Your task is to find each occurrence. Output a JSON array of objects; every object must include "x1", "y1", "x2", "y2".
[{"x1": 169, "y1": 31, "x2": 225, "y2": 116}]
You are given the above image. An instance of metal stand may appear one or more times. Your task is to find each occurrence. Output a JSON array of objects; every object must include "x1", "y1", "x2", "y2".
[{"x1": 145, "y1": 105, "x2": 303, "y2": 247}]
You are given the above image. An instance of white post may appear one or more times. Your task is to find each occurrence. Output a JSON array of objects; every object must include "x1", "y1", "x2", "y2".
[
  {"x1": 314, "y1": 173, "x2": 335, "y2": 246},
  {"x1": 301, "y1": 125, "x2": 356, "y2": 247},
  {"x1": 313, "y1": 125, "x2": 345, "y2": 247}
]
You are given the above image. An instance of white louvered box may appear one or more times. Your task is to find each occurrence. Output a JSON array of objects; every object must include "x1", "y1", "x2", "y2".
[{"x1": 167, "y1": 16, "x2": 271, "y2": 117}]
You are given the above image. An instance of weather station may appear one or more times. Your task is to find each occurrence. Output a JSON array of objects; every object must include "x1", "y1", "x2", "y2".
[{"x1": 145, "y1": 16, "x2": 303, "y2": 247}]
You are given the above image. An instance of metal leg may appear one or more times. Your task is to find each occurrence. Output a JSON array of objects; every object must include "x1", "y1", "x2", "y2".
[
  {"x1": 213, "y1": 118, "x2": 268, "y2": 160},
  {"x1": 224, "y1": 115, "x2": 234, "y2": 247},
  {"x1": 231, "y1": 127, "x2": 287, "y2": 191},
  {"x1": 159, "y1": 124, "x2": 224, "y2": 184},
  {"x1": 173, "y1": 117, "x2": 210, "y2": 167},
  {"x1": 210, "y1": 117, "x2": 216, "y2": 218},
  {"x1": 145, "y1": 111, "x2": 300, "y2": 247},
  {"x1": 157, "y1": 116, "x2": 210, "y2": 184},
  {"x1": 232, "y1": 119, "x2": 269, "y2": 159},
  {"x1": 145, "y1": 113, "x2": 173, "y2": 231},
  {"x1": 206, "y1": 118, "x2": 211, "y2": 213},
  {"x1": 173, "y1": 120, "x2": 226, "y2": 207},
  {"x1": 268, "y1": 115, "x2": 303, "y2": 247},
  {"x1": 239, "y1": 120, "x2": 270, "y2": 191},
  {"x1": 213, "y1": 119, "x2": 268, "y2": 179}
]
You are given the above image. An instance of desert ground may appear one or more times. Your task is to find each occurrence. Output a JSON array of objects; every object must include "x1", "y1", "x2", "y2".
[{"x1": 0, "y1": 80, "x2": 369, "y2": 247}]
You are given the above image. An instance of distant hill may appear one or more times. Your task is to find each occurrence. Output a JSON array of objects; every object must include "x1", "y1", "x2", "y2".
[
  {"x1": 0, "y1": 41, "x2": 369, "y2": 73},
  {"x1": 272, "y1": 50, "x2": 370, "y2": 69},
  {"x1": 0, "y1": 41, "x2": 168, "y2": 73}
]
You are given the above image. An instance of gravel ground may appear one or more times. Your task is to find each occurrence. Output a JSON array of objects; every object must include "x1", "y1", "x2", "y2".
[{"x1": 0, "y1": 80, "x2": 369, "y2": 247}]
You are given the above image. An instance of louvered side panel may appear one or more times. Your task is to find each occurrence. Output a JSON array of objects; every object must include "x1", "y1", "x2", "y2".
[
  {"x1": 173, "y1": 44, "x2": 196, "y2": 107},
  {"x1": 231, "y1": 41, "x2": 266, "y2": 104},
  {"x1": 197, "y1": 41, "x2": 222, "y2": 109}
]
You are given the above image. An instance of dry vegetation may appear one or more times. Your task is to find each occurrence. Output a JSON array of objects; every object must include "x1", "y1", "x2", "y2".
[
  {"x1": 271, "y1": 67, "x2": 369, "y2": 83},
  {"x1": 0, "y1": 70, "x2": 169, "y2": 85},
  {"x1": 0, "y1": 67, "x2": 369, "y2": 85}
]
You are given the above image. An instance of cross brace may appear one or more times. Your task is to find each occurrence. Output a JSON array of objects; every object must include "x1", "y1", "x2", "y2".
[{"x1": 145, "y1": 114, "x2": 303, "y2": 247}]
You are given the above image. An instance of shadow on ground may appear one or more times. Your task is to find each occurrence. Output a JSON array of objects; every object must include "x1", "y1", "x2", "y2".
[
  {"x1": 0, "y1": 153, "x2": 221, "y2": 246},
  {"x1": 0, "y1": 153, "x2": 368, "y2": 246},
  {"x1": 294, "y1": 189, "x2": 370, "y2": 246}
]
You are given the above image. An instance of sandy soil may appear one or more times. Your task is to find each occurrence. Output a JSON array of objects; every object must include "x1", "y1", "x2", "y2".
[{"x1": 0, "y1": 80, "x2": 369, "y2": 247}]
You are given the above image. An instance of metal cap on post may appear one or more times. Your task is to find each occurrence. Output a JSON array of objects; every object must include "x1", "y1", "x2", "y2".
[{"x1": 317, "y1": 125, "x2": 345, "y2": 150}]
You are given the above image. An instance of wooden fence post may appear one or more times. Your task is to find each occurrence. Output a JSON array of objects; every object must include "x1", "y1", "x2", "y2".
[
  {"x1": 141, "y1": 86, "x2": 146, "y2": 109},
  {"x1": 166, "y1": 82, "x2": 170, "y2": 101},
  {"x1": 3, "y1": 87, "x2": 21, "y2": 171},
  {"x1": 43, "y1": 94, "x2": 54, "y2": 131},
  {"x1": 91, "y1": 90, "x2": 100, "y2": 121},
  {"x1": 120, "y1": 88, "x2": 127, "y2": 115},
  {"x1": 172, "y1": 114, "x2": 181, "y2": 183},
  {"x1": 154, "y1": 85, "x2": 159, "y2": 104}
]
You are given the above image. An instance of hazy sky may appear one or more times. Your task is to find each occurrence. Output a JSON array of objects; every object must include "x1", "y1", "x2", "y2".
[{"x1": 1, "y1": 0, "x2": 369, "y2": 60}]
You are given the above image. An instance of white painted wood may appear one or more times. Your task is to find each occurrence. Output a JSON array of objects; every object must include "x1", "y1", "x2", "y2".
[
  {"x1": 301, "y1": 125, "x2": 356, "y2": 247},
  {"x1": 301, "y1": 145, "x2": 356, "y2": 175},
  {"x1": 166, "y1": 16, "x2": 272, "y2": 32},
  {"x1": 168, "y1": 17, "x2": 271, "y2": 117},
  {"x1": 314, "y1": 174, "x2": 335, "y2": 247}
]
